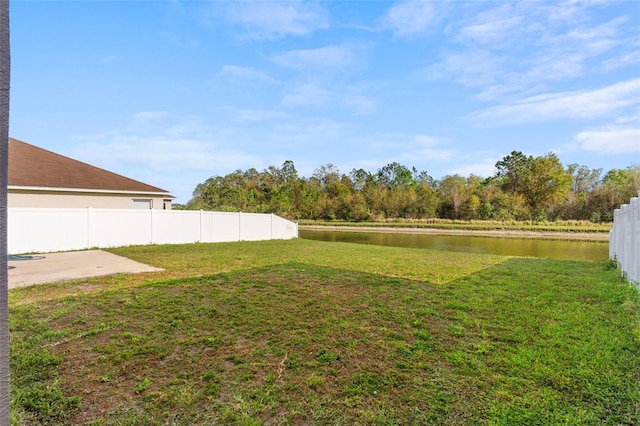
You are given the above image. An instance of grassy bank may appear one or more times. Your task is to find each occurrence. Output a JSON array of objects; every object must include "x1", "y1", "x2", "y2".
[
  {"x1": 298, "y1": 219, "x2": 613, "y2": 233},
  {"x1": 9, "y1": 240, "x2": 640, "y2": 425}
]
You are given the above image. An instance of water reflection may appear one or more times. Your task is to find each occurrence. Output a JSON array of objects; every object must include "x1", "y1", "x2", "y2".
[{"x1": 300, "y1": 230, "x2": 608, "y2": 262}]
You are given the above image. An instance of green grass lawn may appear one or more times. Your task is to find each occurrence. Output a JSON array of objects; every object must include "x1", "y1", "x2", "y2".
[{"x1": 9, "y1": 239, "x2": 640, "y2": 425}]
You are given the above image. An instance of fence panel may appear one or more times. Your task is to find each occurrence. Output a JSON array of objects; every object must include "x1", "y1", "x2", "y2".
[
  {"x1": 209, "y1": 212, "x2": 241, "y2": 242},
  {"x1": 610, "y1": 193, "x2": 640, "y2": 289},
  {"x1": 8, "y1": 208, "x2": 298, "y2": 254},
  {"x1": 91, "y1": 208, "x2": 152, "y2": 248},
  {"x1": 153, "y1": 210, "x2": 201, "y2": 245},
  {"x1": 272, "y1": 214, "x2": 299, "y2": 240},
  {"x1": 240, "y1": 213, "x2": 272, "y2": 241},
  {"x1": 8, "y1": 208, "x2": 88, "y2": 253}
]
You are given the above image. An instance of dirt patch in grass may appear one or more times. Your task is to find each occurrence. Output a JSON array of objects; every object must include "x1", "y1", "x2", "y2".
[{"x1": 9, "y1": 239, "x2": 507, "y2": 308}]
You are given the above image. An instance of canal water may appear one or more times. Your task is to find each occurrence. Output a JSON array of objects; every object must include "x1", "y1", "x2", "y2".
[{"x1": 299, "y1": 230, "x2": 609, "y2": 262}]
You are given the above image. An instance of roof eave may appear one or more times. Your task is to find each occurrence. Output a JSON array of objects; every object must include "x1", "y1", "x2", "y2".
[{"x1": 8, "y1": 185, "x2": 176, "y2": 199}]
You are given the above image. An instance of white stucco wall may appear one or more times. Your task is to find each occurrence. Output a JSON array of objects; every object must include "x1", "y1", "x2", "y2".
[{"x1": 8, "y1": 190, "x2": 171, "y2": 210}]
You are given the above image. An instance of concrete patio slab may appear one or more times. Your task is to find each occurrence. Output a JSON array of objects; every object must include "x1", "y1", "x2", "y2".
[{"x1": 8, "y1": 250, "x2": 164, "y2": 289}]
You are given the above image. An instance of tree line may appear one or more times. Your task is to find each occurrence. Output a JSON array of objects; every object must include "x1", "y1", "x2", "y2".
[{"x1": 184, "y1": 151, "x2": 639, "y2": 223}]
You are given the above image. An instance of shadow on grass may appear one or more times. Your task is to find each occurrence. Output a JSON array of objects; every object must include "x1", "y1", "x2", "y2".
[{"x1": 10, "y1": 257, "x2": 640, "y2": 425}]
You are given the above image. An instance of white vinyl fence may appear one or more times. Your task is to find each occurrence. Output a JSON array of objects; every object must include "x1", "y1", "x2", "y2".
[
  {"x1": 609, "y1": 193, "x2": 639, "y2": 289},
  {"x1": 8, "y1": 207, "x2": 298, "y2": 254}
]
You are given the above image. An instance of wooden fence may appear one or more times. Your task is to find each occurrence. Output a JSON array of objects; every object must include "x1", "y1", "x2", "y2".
[
  {"x1": 8, "y1": 208, "x2": 298, "y2": 254},
  {"x1": 609, "y1": 193, "x2": 639, "y2": 289}
]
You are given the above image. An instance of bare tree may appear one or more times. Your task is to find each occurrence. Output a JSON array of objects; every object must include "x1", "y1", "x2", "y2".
[{"x1": 0, "y1": 0, "x2": 10, "y2": 422}]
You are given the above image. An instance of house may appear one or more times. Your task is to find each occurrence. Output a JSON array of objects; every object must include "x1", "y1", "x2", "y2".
[{"x1": 8, "y1": 137, "x2": 174, "y2": 209}]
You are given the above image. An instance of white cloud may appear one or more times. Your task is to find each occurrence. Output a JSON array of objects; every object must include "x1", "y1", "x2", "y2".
[
  {"x1": 469, "y1": 78, "x2": 640, "y2": 125},
  {"x1": 272, "y1": 117, "x2": 352, "y2": 146},
  {"x1": 414, "y1": 135, "x2": 443, "y2": 148},
  {"x1": 428, "y1": 3, "x2": 631, "y2": 100},
  {"x1": 381, "y1": 0, "x2": 438, "y2": 37},
  {"x1": 73, "y1": 112, "x2": 263, "y2": 173},
  {"x1": 280, "y1": 83, "x2": 375, "y2": 113},
  {"x1": 219, "y1": 107, "x2": 289, "y2": 123},
  {"x1": 576, "y1": 127, "x2": 640, "y2": 154},
  {"x1": 448, "y1": 158, "x2": 497, "y2": 178},
  {"x1": 344, "y1": 92, "x2": 376, "y2": 115},
  {"x1": 73, "y1": 112, "x2": 360, "y2": 196},
  {"x1": 218, "y1": 65, "x2": 276, "y2": 83},
  {"x1": 217, "y1": 1, "x2": 329, "y2": 40},
  {"x1": 407, "y1": 134, "x2": 457, "y2": 162},
  {"x1": 74, "y1": 136, "x2": 263, "y2": 203},
  {"x1": 281, "y1": 84, "x2": 332, "y2": 108},
  {"x1": 124, "y1": 112, "x2": 208, "y2": 140},
  {"x1": 354, "y1": 133, "x2": 457, "y2": 165},
  {"x1": 455, "y1": 2, "x2": 525, "y2": 45},
  {"x1": 73, "y1": 137, "x2": 246, "y2": 173},
  {"x1": 427, "y1": 50, "x2": 507, "y2": 87},
  {"x1": 406, "y1": 148, "x2": 456, "y2": 163},
  {"x1": 615, "y1": 107, "x2": 640, "y2": 125},
  {"x1": 564, "y1": 16, "x2": 626, "y2": 41},
  {"x1": 542, "y1": 0, "x2": 600, "y2": 24},
  {"x1": 473, "y1": 83, "x2": 550, "y2": 103},
  {"x1": 131, "y1": 111, "x2": 173, "y2": 121},
  {"x1": 271, "y1": 45, "x2": 359, "y2": 70},
  {"x1": 602, "y1": 49, "x2": 640, "y2": 72},
  {"x1": 69, "y1": 112, "x2": 272, "y2": 202},
  {"x1": 521, "y1": 17, "x2": 627, "y2": 81},
  {"x1": 457, "y1": 15, "x2": 523, "y2": 45}
]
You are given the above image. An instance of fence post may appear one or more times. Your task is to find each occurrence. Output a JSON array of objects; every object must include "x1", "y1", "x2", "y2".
[
  {"x1": 631, "y1": 197, "x2": 639, "y2": 285},
  {"x1": 612, "y1": 208, "x2": 620, "y2": 263},
  {"x1": 610, "y1": 196, "x2": 640, "y2": 290},
  {"x1": 636, "y1": 193, "x2": 640, "y2": 287},
  {"x1": 238, "y1": 212, "x2": 242, "y2": 241},
  {"x1": 609, "y1": 228, "x2": 614, "y2": 260},
  {"x1": 624, "y1": 203, "x2": 632, "y2": 280}
]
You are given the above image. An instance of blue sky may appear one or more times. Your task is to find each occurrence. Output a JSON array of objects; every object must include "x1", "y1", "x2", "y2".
[{"x1": 10, "y1": 0, "x2": 640, "y2": 203}]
